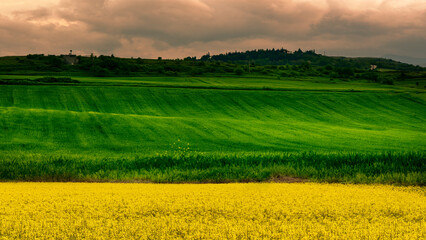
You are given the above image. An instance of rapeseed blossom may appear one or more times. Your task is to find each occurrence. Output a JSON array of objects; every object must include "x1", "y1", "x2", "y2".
[{"x1": 0, "y1": 183, "x2": 424, "y2": 239}]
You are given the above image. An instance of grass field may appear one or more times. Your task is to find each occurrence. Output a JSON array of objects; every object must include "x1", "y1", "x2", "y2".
[
  {"x1": 0, "y1": 183, "x2": 424, "y2": 239},
  {"x1": 0, "y1": 76, "x2": 425, "y2": 184}
]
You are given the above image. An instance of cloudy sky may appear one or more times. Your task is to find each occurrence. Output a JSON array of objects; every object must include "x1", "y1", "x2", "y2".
[{"x1": 0, "y1": 0, "x2": 425, "y2": 60}]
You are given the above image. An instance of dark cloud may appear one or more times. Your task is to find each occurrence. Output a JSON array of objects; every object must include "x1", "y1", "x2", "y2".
[
  {"x1": 14, "y1": 7, "x2": 53, "y2": 20},
  {"x1": 384, "y1": 36, "x2": 426, "y2": 58},
  {"x1": 0, "y1": 0, "x2": 425, "y2": 59},
  {"x1": 310, "y1": 14, "x2": 392, "y2": 38},
  {"x1": 53, "y1": 0, "x2": 323, "y2": 45},
  {"x1": 0, "y1": 13, "x2": 121, "y2": 56}
]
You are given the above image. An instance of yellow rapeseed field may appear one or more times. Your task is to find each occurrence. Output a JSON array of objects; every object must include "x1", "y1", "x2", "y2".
[{"x1": 0, "y1": 183, "x2": 424, "y2": 239}]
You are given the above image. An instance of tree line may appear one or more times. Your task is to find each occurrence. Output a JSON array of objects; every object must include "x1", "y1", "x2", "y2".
[{"x1": 0, "y1": 50, "x2": 424, "y2": 86}]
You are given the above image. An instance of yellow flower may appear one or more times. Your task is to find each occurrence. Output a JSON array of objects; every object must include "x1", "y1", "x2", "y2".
[{"x1": 0, "y1": 183, "x2": 424, "y2": 239}]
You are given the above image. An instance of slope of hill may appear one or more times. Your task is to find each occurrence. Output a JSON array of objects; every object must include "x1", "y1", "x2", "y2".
[
  {"x1": 1, "y1": 84, "x2": 424, "y2": 153},
  {"x1": 202, "y1": 49, "x2": 425, "y2": 71},
  {"x1": 0, "y1": 76, "x2": 424, "y2": 184}
]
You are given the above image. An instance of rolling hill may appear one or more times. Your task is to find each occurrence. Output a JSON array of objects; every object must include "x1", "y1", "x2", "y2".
[{"x1": 0, "y1": 76, "x2": 424, "y2": 184}]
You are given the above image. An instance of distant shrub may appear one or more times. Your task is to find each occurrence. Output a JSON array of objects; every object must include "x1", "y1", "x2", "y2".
[
  {"x1": 330, "y1": 72, "x2": 340, "y2": 79},
  {"x1": 156, "y1": 66, "x2": 165, "y2": 74},
  {"x1": 165, "y1": 71, "x2": 178, "y2": 76},
  {"x1": 47, "y1": 56, "x2": 64, "y2": 69},
  {"x1": 26, "y1": 54, "x2": 45, "y2": 60},
  {"x1": 190, "y1": 68, "x2": 204, "y2": 76},
  {"x1": 280, "y1": 72, "x2": 290, "y2": 77},
  {"x1": 260, "y1": 69, "x2": 270, "y2": 75},
  {"x1": 361, "y1": 71, "x2": 379, "y2": 82},
  {"x1": 300, "y1": 61, "x2": 312, "y2": 70},
  {"x1": 289, "y1": 71, "x2": 300, "y2": 77},
  {"x1": 92, "y1": 66, "x2": 111, "y2": 77},
  {"x1": 378, "y1": 75, "x2": 395, "y2": 85},
  {"x1": 382, "y1": 79, "x2": 394, "y2": 85},
  {"x1": 234, "y1": 67, "x2": 244, "y2": 75},
  {"x1": 336, "y1": 67, "x2": 354, "y2": 78}
]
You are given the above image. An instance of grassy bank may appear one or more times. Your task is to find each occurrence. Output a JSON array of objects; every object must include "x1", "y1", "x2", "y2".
[{"x1": 1, "y1": 152, "x2": 424, "y2": 185}]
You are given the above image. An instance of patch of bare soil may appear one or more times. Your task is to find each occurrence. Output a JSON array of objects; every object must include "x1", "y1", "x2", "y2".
[
  {"x1": 268, "y1": 176, "x2": 310, "y2": 183},
  {"x1": 8, "y1": 177, "x2": 311, "y2": 184}
]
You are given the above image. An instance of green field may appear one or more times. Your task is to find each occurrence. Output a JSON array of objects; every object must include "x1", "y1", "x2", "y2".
[{"x1": 0, "y1": 76, "x2": 425, "y2": 184}]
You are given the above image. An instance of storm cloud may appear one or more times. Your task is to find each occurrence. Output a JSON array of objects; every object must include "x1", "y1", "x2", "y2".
[{"x1": 0, "y1": 0, "x2": 425, "y2": 59}]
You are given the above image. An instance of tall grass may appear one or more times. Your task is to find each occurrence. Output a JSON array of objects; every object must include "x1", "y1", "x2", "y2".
[{"x1": 1, "y1": 152, "x2": 424, "y2": 185}]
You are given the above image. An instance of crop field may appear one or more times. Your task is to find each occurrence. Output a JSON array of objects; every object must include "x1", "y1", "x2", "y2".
[
  {"x1": 0, "y1": 183, "x2": 424, "y2": 239},
  {"x1": 0, "y1": 74, "x2": 425, "y2": 239},
  {"x1": 1, "y1": 84, "x2": 424, "y2": 153},
  {"x1": 0, "y1": 76, "x2": 425, "y2": 184}
]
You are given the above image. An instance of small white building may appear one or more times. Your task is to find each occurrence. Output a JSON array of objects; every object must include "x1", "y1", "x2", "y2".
[
  {"x1": 62, "y1": 50, "x2": 79, "y2": 65},
  {"x1": 370, "y1": 65, "x2": 377, "y2": 71}
]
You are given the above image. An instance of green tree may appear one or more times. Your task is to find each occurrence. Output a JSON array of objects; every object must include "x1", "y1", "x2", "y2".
[{"x1": 234, "y1": 67, "x2": 244, "y2": 75}]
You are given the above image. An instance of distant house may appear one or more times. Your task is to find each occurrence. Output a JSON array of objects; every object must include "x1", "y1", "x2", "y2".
[
  {"x1": 62, "y1": 50, "x2": 79, "y2": 65},
  {"x1": 370, "y1": 65, "x2": 377, "y2": 71}
]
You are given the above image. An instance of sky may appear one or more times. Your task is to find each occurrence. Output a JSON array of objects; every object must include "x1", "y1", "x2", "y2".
[{"x1": 0, "y1": 0, "x2": 425, "y2": 60}]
